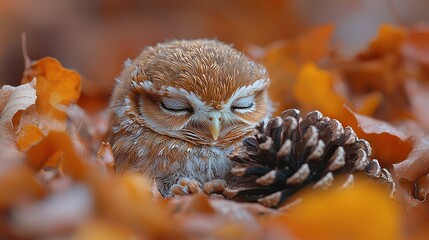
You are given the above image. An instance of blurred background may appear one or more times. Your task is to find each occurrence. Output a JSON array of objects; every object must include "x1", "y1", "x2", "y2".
[{"x1": 1, "y1": 0, "x2": 428, "y2": 99}]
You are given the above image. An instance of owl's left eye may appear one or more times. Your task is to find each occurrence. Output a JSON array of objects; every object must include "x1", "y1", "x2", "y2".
[
  {"x1": 160, "y1": 98, "x2": 193, "y2": 113},
  {"x1": 231, "y1": 96, "x2": 255, "y2": 112}
]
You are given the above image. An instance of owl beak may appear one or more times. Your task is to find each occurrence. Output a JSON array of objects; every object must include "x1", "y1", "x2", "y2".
[{"x1": 208, "y1": 111, "x2": 222, "y2": 140}]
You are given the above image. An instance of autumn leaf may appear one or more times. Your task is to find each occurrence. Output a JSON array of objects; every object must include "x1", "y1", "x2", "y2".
[
  {"x1": 21, "y1": 57, "x2": 81, "y2": 124},
  {"x1": 359, "y1": 24, "x2": 406, "y2": 58},
  {"x1": 401, "y1": 23, "x2": 429, "y2": 65},
  {"x1": 337, "y1": 24, "x2": 412, "y2": 122},
  {"x1": 264, "y1": 178, "x2": 401, "y2": 240},
  {"x1": 394, "y1": 137, "x2": 429, "y2": 198},
  {"x1": 345, "y1": 107, "x2": 413, "y2": 165},
  {"x1": 14, "y1": 57, "x2": 89, "y2": 171},
  {"x1": 252, "y1": 25, "x2": 333, "y2": 115},
  {"x1": 293, "y1": 63, "x2": 347, "y2": 120},
  {"x1": 405, "y1": 80, "x2": 429, "y2": 132},
  {"x1": 0, "y1": 80, "x2": 36, "y2": 153}
]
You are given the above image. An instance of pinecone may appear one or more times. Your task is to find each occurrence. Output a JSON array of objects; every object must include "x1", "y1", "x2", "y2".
[{"x1": 224, "y1": 109, "x2": 395, "y2": 208}]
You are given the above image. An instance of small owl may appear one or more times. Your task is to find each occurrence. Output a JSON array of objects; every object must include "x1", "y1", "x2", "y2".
[{"x1": 107, "y1": 39, "x2": 272, "y2": 196}]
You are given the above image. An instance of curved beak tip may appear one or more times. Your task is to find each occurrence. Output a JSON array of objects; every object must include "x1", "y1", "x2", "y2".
[{"x1": 212, "y1": 130, "x2": 220, "y2": 140}]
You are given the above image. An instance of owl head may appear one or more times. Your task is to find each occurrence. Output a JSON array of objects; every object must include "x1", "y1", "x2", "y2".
[{"x1": 110, "y1": 39, "x2": 272, "y2": 148}]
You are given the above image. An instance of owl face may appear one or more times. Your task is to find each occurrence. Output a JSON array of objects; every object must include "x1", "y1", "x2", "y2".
[{"x1": 111, "y1": 39, "x2": 271, "y2": 148}]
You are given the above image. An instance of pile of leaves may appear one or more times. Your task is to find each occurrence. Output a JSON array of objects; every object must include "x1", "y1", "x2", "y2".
[{"x1": 1, "y1": 24, "x2": 429, "y2": 239}]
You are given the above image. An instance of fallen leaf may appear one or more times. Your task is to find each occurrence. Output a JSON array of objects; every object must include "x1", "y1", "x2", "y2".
[
  {"x1": 21, "y1": 57, "x2": 81, "y2": 124},
  {"x1": 337, "y1": 24, "x2": 412, "y2": 122},
  {"x1": 16, "y1": 123, "x2": 43, "y2": 151},
  {"x1": 264, "y1": 178, "x2": 401, "y2": 240},
  {"x1": 73, "y1": 221, "x2": 138, "y2": 240},
  {"x1": 405, "y1": 80, "x2": 429, "y2": 132},
  {"x1": 252, "y1": 25, "x2": 333, "y2": 115},
  {"x1": 394, "y1": 137, "x2": 429, "y2": 187},
  {"x1": 345, "y1": 106, "x2": 413, "y2": 165},
  {"x1": 11, "y1": 184, "x2": 93, "y2": 237},
  {"x1": 0, "y1": 80, "x2": 36, "y2": 139},
  {"x1": 359, "y1": 24, "x2": 406, "y2": 58},
  {"x1": 0, "y1": 165, "x2": 45, "y2": 210},
  {"x1": 402, "y1": 23, "x2": 429, "y2": 66},
  {"x1": 293, "y1": 63, "x2": 347, "y2": 119}
]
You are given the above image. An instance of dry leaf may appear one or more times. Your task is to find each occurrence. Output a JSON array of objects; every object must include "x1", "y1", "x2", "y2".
[
  {"x1": 293, "y1": 63, "x2": 347, "y2": 119},
  {"x1": 394, "y1": 137, "x2": 429, "y2": 190},
  {"x1": 252, "y1": 25, "x2": 333, "y2": 115},
  {"x1": 402, "y1": 23, "x2": 429, "y2": 66},
  {"x1": 21, "y1": 57, "x2": 81, "y2": 125},
  {"x1": 73, "y1": 221, "x2": 137, "y2": 240},
  {"x1": 0, "y1": 79, "x2": 36, "y2": 140},
  {"x1": 264, "y1": 178, "x2": 401, "y2": 240},
  {"x1": 405, "y1": 80, "x2": 429, "y2": 132},
  {"x1": 0, "y1": 165, "x2": 44, "y2": 210},
  {"x1": 346, "y1": 107, "x2": 413, "y2": 165},
  {"x1": 359, "y1": 24, "x2": 406, "y2": 58},
  {"x1": 11, "y1": 184, "x2": 93, "y2": 237}
]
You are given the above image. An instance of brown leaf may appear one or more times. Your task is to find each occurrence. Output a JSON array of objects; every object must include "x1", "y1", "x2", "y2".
[
  {"x1": 345, "y1": 107, "x2": 413, "y2": 165},
  {"x1": 402, "y1": 24, "x2": 429, "y2": 66},
  {"x1": 405, "y1": 80, "x2": 429, "y2": 132},
  {"x1": 394, "y1": 137, "x2": 429, "y2": 185},
  {"x1": 337, "y1": 24, "x2": 413, "y2": 122}
]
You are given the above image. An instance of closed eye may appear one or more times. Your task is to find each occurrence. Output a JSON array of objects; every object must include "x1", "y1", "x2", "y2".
[
  {"x1": 231, "y1": 95, "x2": 255, "y2": 112},
  {"x1": 161, "y1": 100, "x2": 193, "y2": 113},
  {"x1": 231, "y1": 102, "x2": 254, "y2": 110}
]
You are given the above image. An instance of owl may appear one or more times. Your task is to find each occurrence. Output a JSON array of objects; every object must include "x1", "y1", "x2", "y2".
[{"x1": 107, "y1": 39, "x2": 272, "y2": 196}]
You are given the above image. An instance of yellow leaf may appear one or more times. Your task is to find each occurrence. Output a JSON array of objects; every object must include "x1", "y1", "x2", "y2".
[
  {"x1": 293, "y1": 63, "x2": 347, "y2": 119},
  {"x1": 267, "y1": 179, "x2": 400, "y2": 240}
]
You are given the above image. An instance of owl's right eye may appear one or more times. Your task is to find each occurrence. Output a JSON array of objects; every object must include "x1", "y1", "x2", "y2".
[{"x1": 160, "y1": 98, "x2": 193, "y2": 113}]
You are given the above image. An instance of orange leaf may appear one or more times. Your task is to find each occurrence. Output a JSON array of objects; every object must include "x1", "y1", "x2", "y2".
[
  {"x1": 359, "y1": 24, "x2": 406, "y2": 58},
  {"x1": 16, "y1": 124, "x2": 43, "y2": 151},
  {"x1": 293, "y1": 63, "x2": 347, "y2": 119},
  {"x1": 22, "y1": 57, "x2": 81, "y2": 123},
  {"x1": 74, "y1": 221, "x2": 137, "y2": 240},
  {"x1": 258, "y1": 25, "x2": 333, "y2": 115},
  {"x1": 0, "y1": 165, "x2": 44, "y2": 210},
  {"x1": 265, "y1": 179, "x2": 400, "y2": 240}
]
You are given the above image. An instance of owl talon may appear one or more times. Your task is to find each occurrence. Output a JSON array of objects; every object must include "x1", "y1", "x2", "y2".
[
  {"x1": 170, "y1": 178, "x2": 203, "y2": 196},
  {"x1": 170, "y1": 184, "x2": 189, "y2": 196},
  {"x1": 203, "y1": 179, "x2": 227, "y2": 195}
]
